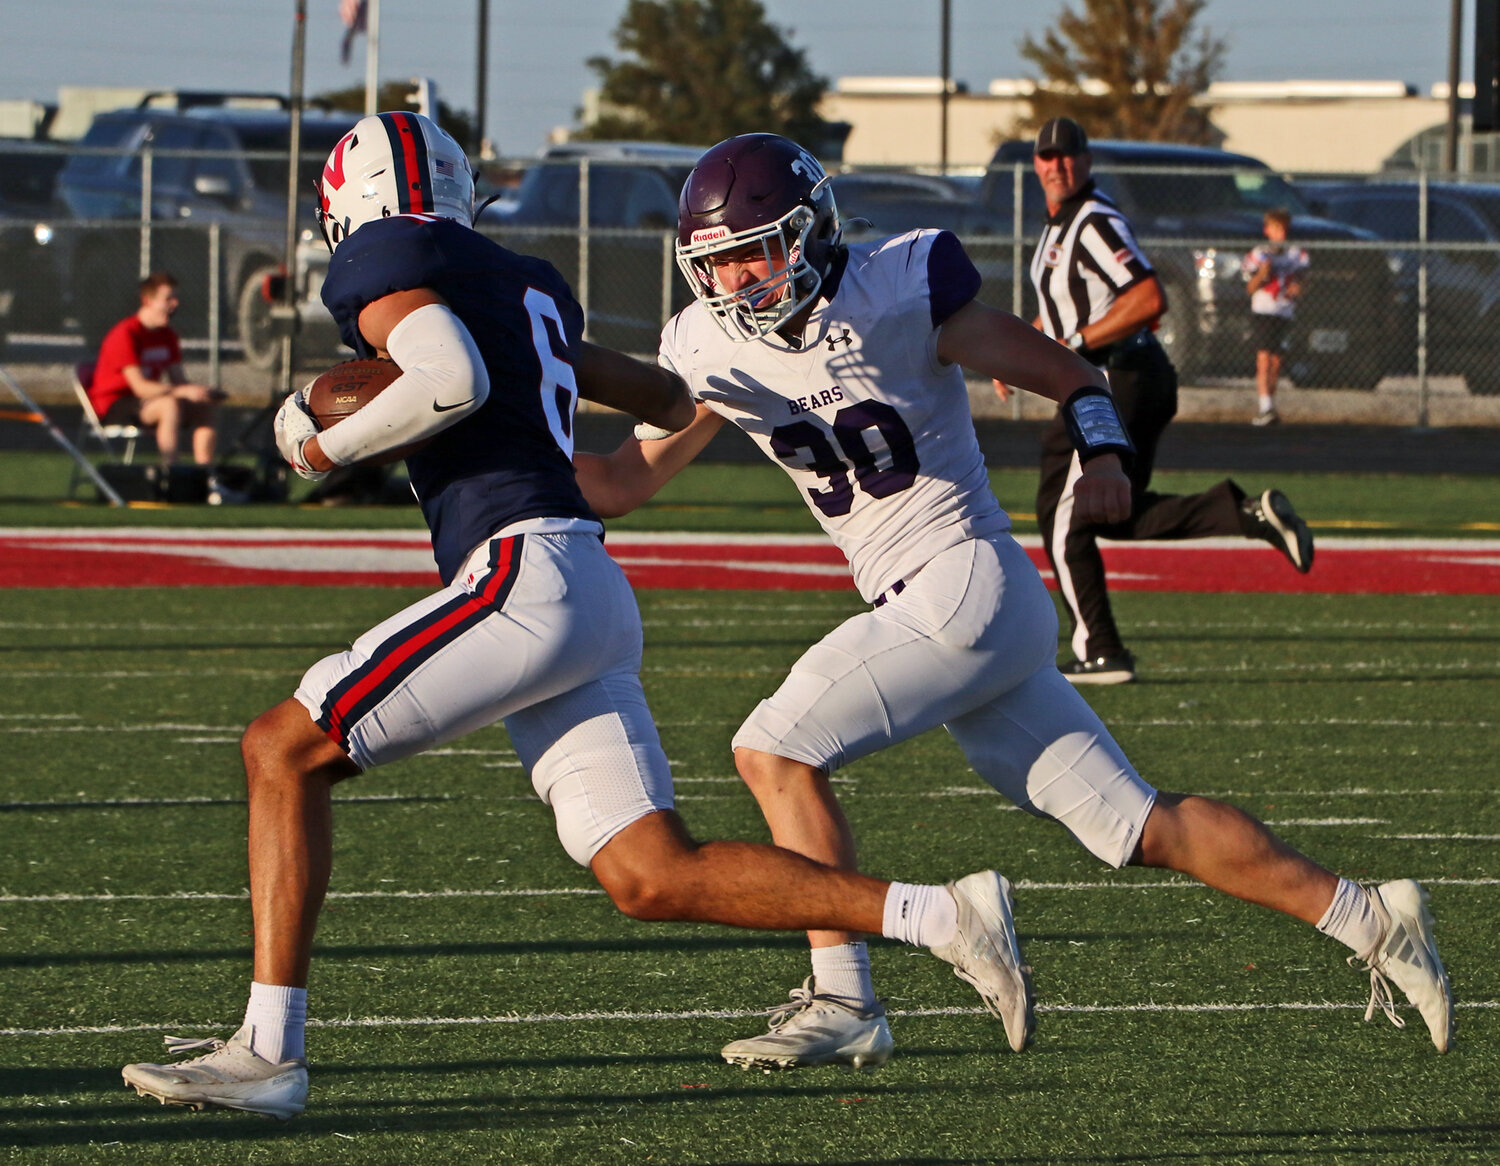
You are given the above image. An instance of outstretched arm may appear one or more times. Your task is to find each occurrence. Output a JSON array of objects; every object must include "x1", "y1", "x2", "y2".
[
  {"x1": 939, "y1": 298, "x2": 1131, "y2": 525},
  {"x1": 938, "y1": 298, "x2": 1110, "y2": 405},
  {"x1": 574, "y1": 403, "x2": 724, "y2": 518},
  {"x1": 575, "y1": 341, "x2": 697, "y2": 435}
]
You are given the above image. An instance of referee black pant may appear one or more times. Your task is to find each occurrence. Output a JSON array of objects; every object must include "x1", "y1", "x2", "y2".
[{"x1": 1036, "y1": 337, "x2": 1254, "y2": 663}]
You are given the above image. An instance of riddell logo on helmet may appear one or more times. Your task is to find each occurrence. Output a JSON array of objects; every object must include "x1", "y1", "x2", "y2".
[{"x1": 691, "y1": 226, "x2": 731, "y2": 244}]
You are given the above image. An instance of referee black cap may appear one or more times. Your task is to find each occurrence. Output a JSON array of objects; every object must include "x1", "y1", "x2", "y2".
[{"x1": 1034, "y1": 117, "x2": 1089, "y2": 157}]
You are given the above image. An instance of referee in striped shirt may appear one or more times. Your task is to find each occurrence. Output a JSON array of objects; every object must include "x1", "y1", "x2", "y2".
[{"x1": 1002, "y1": 118, "x2": 1315, "y2": 685}]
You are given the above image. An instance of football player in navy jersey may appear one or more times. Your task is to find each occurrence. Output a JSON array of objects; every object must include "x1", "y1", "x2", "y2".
[
  {"x1": 575, "y1": 132, "x2": 1452, "y2": 1072},
  {"x1": 121, "y1": 112, "x2": 1039, "y2": 1119}
]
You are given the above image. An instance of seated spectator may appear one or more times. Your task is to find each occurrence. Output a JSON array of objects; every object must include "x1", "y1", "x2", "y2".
[{"x1": 89, "y1": 271, "x2": 229, "y2": 471}]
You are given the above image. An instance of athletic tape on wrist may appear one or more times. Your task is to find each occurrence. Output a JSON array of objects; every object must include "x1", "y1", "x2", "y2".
[{"x1": 1062, "y1": 386, "x2": 1134, "y2": 462}]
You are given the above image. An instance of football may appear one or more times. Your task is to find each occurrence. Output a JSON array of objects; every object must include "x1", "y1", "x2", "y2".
[{"x1": 305, "y1": 358, "x2": 428, "y2": 465}]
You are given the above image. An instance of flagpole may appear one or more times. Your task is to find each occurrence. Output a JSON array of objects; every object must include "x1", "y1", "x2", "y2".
[
  {"x1": 364, "y1": 0, "x2": 381, "y2": 114},
  {"x1": 281, "y1": 0, "x2": 307, "y2": 401}
]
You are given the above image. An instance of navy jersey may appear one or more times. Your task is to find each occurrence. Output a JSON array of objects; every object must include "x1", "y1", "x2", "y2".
[{"x1": 321, "y1": 214, "x2": 598, "y2": 583}]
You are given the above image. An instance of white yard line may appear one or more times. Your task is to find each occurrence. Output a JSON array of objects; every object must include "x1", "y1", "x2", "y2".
[
  {"x1": 3, "y1": 785, "x2": 1492, "y2": 811},
  {"x1": 3, "y1": 999, "x2": 1496, "y2": 1039},
  {"x1": 4, "y1": 876, "x2": 1496, "y2": 905},
  {"x1": 0, "y1": 793, "x2": 454, "y2": 810}
]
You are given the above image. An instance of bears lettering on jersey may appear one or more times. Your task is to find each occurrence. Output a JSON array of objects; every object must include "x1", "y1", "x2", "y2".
[{"x1": 787, "y1": 386, "x2": 846, "y2": 416}]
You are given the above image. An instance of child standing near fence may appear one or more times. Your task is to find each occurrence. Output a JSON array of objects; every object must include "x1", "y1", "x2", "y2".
[{"x1": 1244, "y1": 208, "x2": 1309, "y2": 426}]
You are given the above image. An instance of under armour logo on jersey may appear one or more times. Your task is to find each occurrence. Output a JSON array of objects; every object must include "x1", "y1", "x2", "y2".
[{"x1": 826, "y1": 328, "x2": 852, "y2": 351}]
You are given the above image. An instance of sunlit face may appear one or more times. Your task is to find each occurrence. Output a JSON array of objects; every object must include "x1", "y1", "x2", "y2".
[
  {"x1": 707, "y1": 235, "x2": 791, "y2": 308},
  {"x1": 138, "y1": 284, "x2": 181, "y2": 327},
  {"x1": 1033, "y1": 149, "x2": 1092, "y2": 211}
]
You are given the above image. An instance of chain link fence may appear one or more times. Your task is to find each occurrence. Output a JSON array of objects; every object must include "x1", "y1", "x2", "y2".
[{"x1": 2, "y1": 139, "x2": 1497, "y2": 419}]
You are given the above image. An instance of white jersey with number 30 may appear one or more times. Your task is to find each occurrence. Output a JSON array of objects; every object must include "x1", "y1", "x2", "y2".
[{"x1": 660, "y1": 230, "x2": 1009, "y2": 602}]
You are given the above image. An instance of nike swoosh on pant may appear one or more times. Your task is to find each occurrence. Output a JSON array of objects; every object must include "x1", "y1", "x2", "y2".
[{"x1": 432, "y1": 399, "x2": 473, "y2": 413}]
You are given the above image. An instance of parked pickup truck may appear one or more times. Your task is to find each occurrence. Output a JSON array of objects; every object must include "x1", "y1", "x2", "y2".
[{"x1": 54, "y1": 99, "x2": 358, "y2": 365}]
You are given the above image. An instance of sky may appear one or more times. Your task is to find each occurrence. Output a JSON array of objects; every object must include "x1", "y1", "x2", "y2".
[{"x1": 4, "y1": 0, "x2": 1464, "y2": 156}]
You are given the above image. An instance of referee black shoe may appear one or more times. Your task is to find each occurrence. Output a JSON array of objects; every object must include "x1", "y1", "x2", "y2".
[
  {"x1": 1060, "y1": 650, "x2": 1136, "y2": 686},
  {"x1": 1243, "y1": 489, "x2": 1314, "y2": 574}
]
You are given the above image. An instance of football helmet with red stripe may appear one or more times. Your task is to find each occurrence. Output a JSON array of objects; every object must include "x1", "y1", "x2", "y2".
[{"x1": 315, "y1": 111, "x2": 474, "y2": 253}]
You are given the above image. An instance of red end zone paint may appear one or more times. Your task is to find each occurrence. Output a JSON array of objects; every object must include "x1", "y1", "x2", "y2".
[{"x1": 1, "y1": 530, "x2": 1498, "y2": 595}]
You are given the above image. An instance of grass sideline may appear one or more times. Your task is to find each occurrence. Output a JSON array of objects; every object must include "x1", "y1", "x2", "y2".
[
  {"x1": 1, "y1": 585, "x2": 1497, "y2": 1162},
  {"x1": 1, "y1": 449, "x2": 1500, "y2": 537}
]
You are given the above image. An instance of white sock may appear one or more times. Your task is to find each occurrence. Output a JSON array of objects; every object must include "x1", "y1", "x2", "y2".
[
  {"x1": 1315, "y1": 878, "x2": 1384, "y2": 956},
  {"x1": 1258, "y1": 396, "x2": 1276, "y2": 414},
  {"x1": 810, "y1": 942, "x2": 877, "y2": 1011},
  {"x1": 881, "y1": 882, "x2": 958, "y2": 948},
  {"x1": 243, "y1": 981, "x2": 307, "y2": 1063}
]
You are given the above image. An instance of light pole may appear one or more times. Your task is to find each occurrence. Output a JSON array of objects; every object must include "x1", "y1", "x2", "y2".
[
  {"x1": 476, "y1": 0, "x2": 489, "y2": 156},
  {"x1": 280, "y1": 0, "x2": 307, "y2": 400},
  {"x1": 1446, "y1": 0, "x2": 1462, "y2": 173},
  {"x1": 939, "y1": 0, "x2": 951, "y2": 174}
]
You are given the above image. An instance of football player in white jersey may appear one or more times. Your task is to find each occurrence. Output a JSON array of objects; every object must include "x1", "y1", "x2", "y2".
[{"x1": 574, "y1": 133, "x2": 1452, "y2": 1071}]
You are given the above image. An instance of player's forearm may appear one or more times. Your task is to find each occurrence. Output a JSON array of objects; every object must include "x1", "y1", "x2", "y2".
[
  {"x1": 573, "y1": 405, "x2": 722, "y2": 518},
  {"x1": 939, "y1": 300, "x2": 1108, "y2": 405},
  {"x1": 319, "y1": 304, "x2": 489, "y2": 466},
  {"x1": 574, "y1": 342, "x2": 695, "y2": 433}
]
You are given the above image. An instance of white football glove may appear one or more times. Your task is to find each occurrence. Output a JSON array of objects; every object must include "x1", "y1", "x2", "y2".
[
  {"x1": 273, "y1": 389, "x2": 330, "y2": 481},
  {"x1": 633, "y1": 422, "x2": 675, "y2": 441}
]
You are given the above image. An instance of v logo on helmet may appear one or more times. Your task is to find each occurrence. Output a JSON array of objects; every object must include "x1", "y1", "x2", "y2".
[{"x1": 323, "y1": 131, "x2": 355, "y2": 194}]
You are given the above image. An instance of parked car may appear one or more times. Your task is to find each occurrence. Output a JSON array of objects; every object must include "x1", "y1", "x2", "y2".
[
  {"x1": 477, "y1": 141, "x2": 704, "y2": 353},
  {"x1": 54, "y1": 101, "x2": 359, "y2": 364},
  {"x1": 977, "y1": 140, "x2": 1400, "y2": 387},
  {"x1": 1301, "y1": 180, "x2": 1500, "y2": 394},
  {"x1": 0, "y1": 142, "x2": 66, "y2": 354},
  {"x1": 831, "y1": 171, "x2": 1005, "y2": 240}
]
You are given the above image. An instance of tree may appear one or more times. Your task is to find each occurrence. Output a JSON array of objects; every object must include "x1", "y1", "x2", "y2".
[
  {"x1": 1017, "y1": 0, "x2": 1225, "y2": 144},
  {"x1": 577, "y1": 0, "x2": 829, "y2": 148},
  {"x1": 313, "y1": 82, "x2": 478, "y2": 154}
]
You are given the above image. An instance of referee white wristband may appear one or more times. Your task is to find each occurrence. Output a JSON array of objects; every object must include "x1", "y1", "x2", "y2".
[{"x1": 1067, "y1": 332, "x2": 1087, "y2": 352}]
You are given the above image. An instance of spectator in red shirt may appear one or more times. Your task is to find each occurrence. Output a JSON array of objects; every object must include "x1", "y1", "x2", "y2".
[{"x1": 89, "y1": 272, "x2": 226, "y2": 467}]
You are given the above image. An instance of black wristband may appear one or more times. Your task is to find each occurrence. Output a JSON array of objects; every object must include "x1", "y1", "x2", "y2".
[{"x1": 1062, "y1": 386, "x2": 1134, "y2": 463}]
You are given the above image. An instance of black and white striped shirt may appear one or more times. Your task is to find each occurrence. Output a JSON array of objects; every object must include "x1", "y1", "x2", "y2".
[{"x1": 1030, "y1": 180, "x2": 1154, "y2": 344}]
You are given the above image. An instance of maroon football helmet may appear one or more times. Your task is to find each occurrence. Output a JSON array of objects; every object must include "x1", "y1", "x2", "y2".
[{"x1": 676, "y1": 134, "x2": 842, "y2": 340}]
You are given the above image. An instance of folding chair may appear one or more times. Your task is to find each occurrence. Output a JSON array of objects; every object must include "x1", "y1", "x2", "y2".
[{"x1": 69, "y1": 360, "x2": 141, "y2": 498}]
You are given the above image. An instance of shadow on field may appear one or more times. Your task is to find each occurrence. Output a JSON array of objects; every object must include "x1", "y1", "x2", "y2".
[
  {"x1": 0, "y1": 1070, "x2": 1040, "y2": 1151},
  {"x1": 5, "y1": 1089, "x2": 1494, "y2": 1158},
  {"x1": 1127, "y1": 668, "x2": 1500, "y2": 686},
  {"x1": 1, "y1": 930, "x2": 1161, "y2": 970}
]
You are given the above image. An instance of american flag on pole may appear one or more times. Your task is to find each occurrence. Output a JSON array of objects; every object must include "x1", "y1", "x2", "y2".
[{"x1": 339, "y1": 0, "x2": 368, "y2": 65}]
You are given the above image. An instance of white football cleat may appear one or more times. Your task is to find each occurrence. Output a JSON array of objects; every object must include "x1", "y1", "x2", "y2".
[
  {"x1": 721, "y1": 977, "x2": 893, "y2": 1072},
  {"x1": 931, "y1": 871, "x2": 1034, "y2": 1051},
  {"x1": 1351, "y1": 879, "x2": 1453, "y2": 1053},
  {"x1": 122, "y1": 1023, "x2": 308, "y2": 1119}
]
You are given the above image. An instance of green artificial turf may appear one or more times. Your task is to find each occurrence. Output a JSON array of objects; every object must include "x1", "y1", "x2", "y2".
[
  {"x1": 1, "y1": 586, "x2": 1496, "y2": 1162},
  {"x1": 0, "y1": 449, "x2": 1499, "y2": 537}
]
